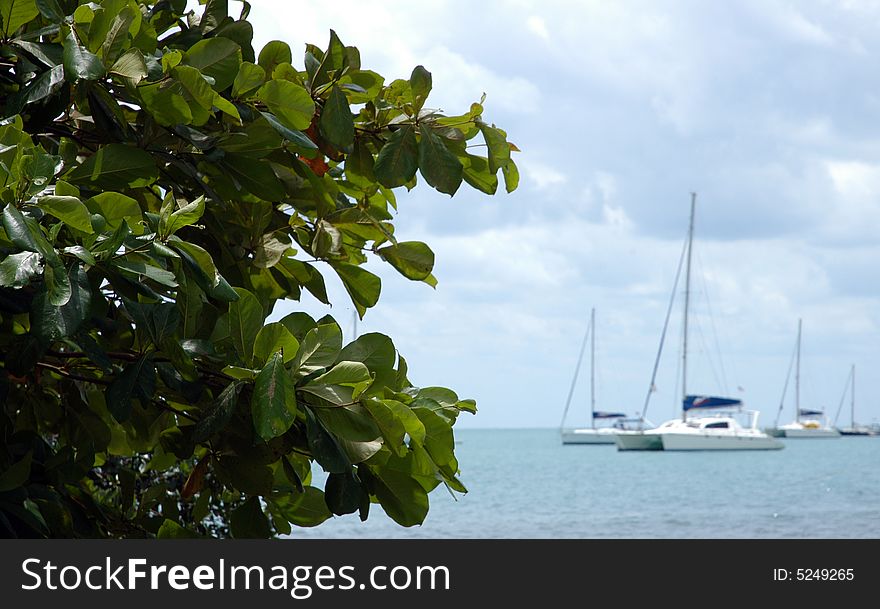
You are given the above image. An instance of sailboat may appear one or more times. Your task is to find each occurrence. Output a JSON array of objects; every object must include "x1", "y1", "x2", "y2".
[
  {"x1": 616, "y1": 193, "x2": 783, "y2": 451},
  {"x1": 560, "y1": 308, "x2": 633, "y2": 444},
  {"x1": 834, "y1": 365, "x2": 873, "y2": 436},
  {"x1": 767, "y1": 320, "x2": 840, "y2": 439}
]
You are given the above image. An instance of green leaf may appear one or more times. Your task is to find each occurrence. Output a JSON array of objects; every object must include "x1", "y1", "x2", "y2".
[
  {"x1": 319, "y1": 85, "x2": 354, "y2": 149},
  {"x1": 260, "y1": 111, "x2": 317, "y2": 150},
  {"x1": 62, "y1": 33, "x2": 106, "y2": 81},
  {"x1": 377, "y1": 241, "x2": 435, "y2": 281},
  {"x1": 253, "y1": 322, "x2": 299, "y2": 367},
  {"x1": 462, "y1": 154, "x2": 498, "y2": 195},
  {"x1": 100, "y1": 5, "x2": 134, "y2": 64},
  {"x1": 273, "y1": 487, "x2": 332, "y2": 528},
  {"x1": 110, "y1": 48, "x2": 148, "y2": 84},
  {"x1": 334, "y1": 263, "x2": 381, "y2": 315},
  {"x1": 363, "y1": 399, "x2": 406, "y2": 457},
  {"x1": 368, "y1": 467, "x2": 429, "y2": 527},
  {"x1": 159, "y1": 195, "x2": 204, "y2": 238},
  {"x1": 304, "y1": 406, "x2": 350, "y2": 474},
  {"x1": 478, "y1": 122, "x2": 510, "y2": 173},
  {"x1": 66, "y1": 144, "x2": 158, "y2": 190},
  {"x1": 0, "y1": 451, "x2": 32, "y2": 492},
  {"x1": 2, "y1": 204, "x2": 42, "y2": 253},
  {"x1": 193, "y1": 381, "x2": 242, "y2": 443},
  {"x1": 324, "y1": 471, "x2": 365, "y2": 516},
  {"x1": 34, "y1": 0, "x2": 62, "y2": 23},
  {"x1": 502, "y1": 157, "x2": 520, "y2": 193},
  {"x1": 257, "y1": 79, "x2": 315, "y2": 131},
  {"x1": 222, "y1": 153, "x2": 285, "y2": 201},
  {"x1": 418, "y1": 125, "x2": 462, "y2": 195},
  {"x1": 257, "y1": 40, "x2": 292, "y2": 75},
  {"x1": 252, "y1": 351, "x2": 297, "y2": 441},
  {"x1": 228, "y1": 286, "x2": 263, "y2": 362},
  {"x1": 106, "y1": 355, "x2": 155, "y2": 422},
  {"x1": 157, "y1": 519, "x2": 199, "y2": 539},
  {"x1": 374, "y1": 125, "x2": 418, "y2": 188},
  {"x1": 1, "y1": 0, "x2": 39, "y2": 37},
  {"x1": 413, "y1": 406, "x2": 455, "y2": 467},
  {"x1": 295, "y1": 322, "x2": 342, "y2": 375},
  {"x1": 36, "y1": 195, "x2": 94, "y2": 233},
  {"x1": 232, "y1": 61, "x2": 265, "y2": 98},
  {"x1": 216, "y1": 455, "x2": 274, "y2": 496},
  {"x1": 33, "y1": 263, "x2": 90, "y2": 340},
  {"x1": 230, "y1": 496, "x2": 272, "y2": 538},
  {"x1": 410, "y1": 65, "x2": 432, "y2": 113},
  {"x1": 0, "y1": 251, "x2": 41, "y2": 288},
  {"x1": 184, "y1": 37, "x2": 242, "y2": 91},
  {"x1": 309, "y1": 361, "x2": 371, "y2": 386},
  {"x1": 315, "y1": 403, "x2": 380, "y2": 443}
]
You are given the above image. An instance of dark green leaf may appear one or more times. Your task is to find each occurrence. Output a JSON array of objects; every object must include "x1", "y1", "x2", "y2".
[
  {"x1": 193, "y1": 381, "x2": 242, "y2": 443},
  {"x1": 230, "y1": 496, "x2": 272, "y2": 538},
  {"x1": 32, "y1": 264, "x2": 90, "y2": 340},
  {"x1": 106, "y1": 355, "x2": 155, "y2": 422},
  {"x1": 319, "y1": 85, "x2": 354, "y2": 149},
  {"x1": 418, "y1": 125, "x2": 462, "y2": 195},
  {"x1": 157, "y1": 519, "x2": 199, "y2": 538},
  {"x1": 0, "y1": 251, "x2": 41, "y2": 288},
  {"x1": 253, "y1": 351, "x2": 297, "y2": 441},
  {"x1": 304, "y1": 406, "x2": 350, "y2": 474},
  {"x1": 0, "y1": 451, "x2": 32, "y2": 492},
  {"x1": 228, "y1": 286, "x2": 263, "y2": 362},
  {"x1": 374, "y1": 125, "x2": 418, "y2": 188},
  {"x1": 216, "y1": 456, "x2": 274, "y2": 496},
  {"x1": 324, "y1": 471, "x2": 364, "y2": 516},
  {"x1": 66, "y1": 145, "x2": 158, "y2": 190},
  {"x1": 63, "y1": 33, "x2": 106, "y2": 81},
  {"x1": 368, "y1": 466, "x2": 429, "y2": 527}
]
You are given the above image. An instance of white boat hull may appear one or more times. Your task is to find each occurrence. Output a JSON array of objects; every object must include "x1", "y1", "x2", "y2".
[
  {"x1": 614, "y1": 431, "x2": 663, "y2": 451},
  {"x1": 779, "y1": 427, "x2": 840, "y2": 438},
  {"x1": 660, "y1": 431, "x2": 784, "y2": 451},
  {"x1": 561, "y1": 428, "x2": 617, "y2": 444}
]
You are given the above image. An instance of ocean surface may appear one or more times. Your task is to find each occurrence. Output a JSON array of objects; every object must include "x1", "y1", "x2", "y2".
[{"x1": 286, "y1": 428, "x2": 880, "y2": 539}]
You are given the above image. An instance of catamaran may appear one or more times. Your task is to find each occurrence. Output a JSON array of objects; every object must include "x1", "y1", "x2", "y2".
[{"x1": 616, "y1": 193, "x2": 783, "y2": 451}]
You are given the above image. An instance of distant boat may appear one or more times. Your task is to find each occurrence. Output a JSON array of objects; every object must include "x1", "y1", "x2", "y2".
[
  {"x1": 616, "y1": 194, "x2": 783, "y2": 451},
  {"x1": 560, "y1": 308, "x2": 632, "y2": 445},
  {"x1": 767, "y1": 320, "x2": 840, "y2": 439},
  {"x1": 835, "y1": 365, "x2": 874, "y2": 436}
]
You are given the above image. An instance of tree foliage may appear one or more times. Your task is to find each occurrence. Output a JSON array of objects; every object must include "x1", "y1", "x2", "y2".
[{"x1": 0, "y1": 0, "x2": 518, "y2": 538}]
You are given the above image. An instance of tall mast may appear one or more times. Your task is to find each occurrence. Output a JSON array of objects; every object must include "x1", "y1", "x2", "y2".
[
  {"x1": 795, "y1": 318, "x2": 801, "y2": 422},
  {"x1": 851, "y1": 364, "x2": 856, "y2": 428},
  {"x1": 681, "y1": 193, "x2": 696, "y2": 421},
  {"x1": 590, "y1": 307, "x2": 596, "y2": 428}
]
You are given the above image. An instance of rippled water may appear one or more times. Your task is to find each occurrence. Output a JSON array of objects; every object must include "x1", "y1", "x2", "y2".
[{"x1": 286, "y1": 428, "x2": 880, "y2": 539}]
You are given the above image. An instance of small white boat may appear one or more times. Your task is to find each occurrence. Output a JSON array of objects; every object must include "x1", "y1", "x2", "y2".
[
  {"x1": 560, "y1": 308, "x2": 630, "y2": 445},
  {"x1": 766, "y1": 320, "x2": 840, "y2": 439}
]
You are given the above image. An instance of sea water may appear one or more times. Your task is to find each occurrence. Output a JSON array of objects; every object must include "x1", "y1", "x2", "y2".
[{"x1": 286, "y1": 428, "x2": 880, "y2": 538}]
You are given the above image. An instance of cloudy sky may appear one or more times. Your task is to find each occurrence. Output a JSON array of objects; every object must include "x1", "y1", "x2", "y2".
[{"x1": 244, "y1": 0, "x2": 880, "y2": 429}]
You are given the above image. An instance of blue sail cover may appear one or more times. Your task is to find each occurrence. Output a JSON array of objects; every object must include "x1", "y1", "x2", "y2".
[
  {"x1": 798, "y1": 408, "x2": 824, "y2": 417},
  {"x1": 683, "y1": 395, "x2": 743, "y2": 411},
  {"x1": 593, "y1": 411, "x2": 626, "y2": 419}
]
